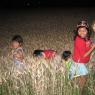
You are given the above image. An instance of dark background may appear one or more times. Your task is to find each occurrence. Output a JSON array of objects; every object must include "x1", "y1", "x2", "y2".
[
  {"x1": 0, "y1": 0, "x2": 95, "y2": 55},
  {"x1": 0, "y1": 0, "x2": 95, "y2": 8}
]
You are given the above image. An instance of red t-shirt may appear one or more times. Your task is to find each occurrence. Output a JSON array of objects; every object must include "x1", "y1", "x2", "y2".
[
  {"x1": 73, "y1": 36, "x2": 92, "y2": 64},
  {"x1": 43, "y1": 50, "x2": 56, "y2": 59}
]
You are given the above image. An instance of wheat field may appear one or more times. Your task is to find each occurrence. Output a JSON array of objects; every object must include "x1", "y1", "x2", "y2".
[{"x1": 0, "y1": 8, "x2": 95, "y2": 95}]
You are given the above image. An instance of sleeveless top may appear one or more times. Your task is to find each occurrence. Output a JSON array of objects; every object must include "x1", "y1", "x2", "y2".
[{"x1": 13, "y1": 47, "x2": 24, "y2": 65}]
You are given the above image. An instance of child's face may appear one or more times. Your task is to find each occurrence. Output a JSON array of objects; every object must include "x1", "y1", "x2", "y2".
[
  {"x1": 78, "y1": 27, "x2": 88, "y2": 38},
  {"x1": 11, "y1": 41, "x2": 20, "y2": 49}
]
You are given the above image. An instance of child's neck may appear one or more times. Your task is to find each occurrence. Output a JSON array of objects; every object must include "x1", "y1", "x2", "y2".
[
  {"x1": 64, "y1": 59, "x2": 70, "y2": 62},
  {"x1": 78, "y1": 35, "x2": 89, "y2": 41}
]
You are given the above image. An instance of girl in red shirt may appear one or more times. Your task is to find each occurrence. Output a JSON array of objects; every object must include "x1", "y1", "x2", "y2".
[{"x1": 69, "y1": 21, "x2": 95, "y2": 93}]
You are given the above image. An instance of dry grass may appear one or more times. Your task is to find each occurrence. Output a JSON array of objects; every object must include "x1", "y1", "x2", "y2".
[{"x1": 0, "y1": 8, "x2": 95, "y2": 95}]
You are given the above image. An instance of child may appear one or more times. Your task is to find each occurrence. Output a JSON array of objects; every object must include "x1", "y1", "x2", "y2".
[
  {"x1": 33, "y1": 49, "x2": 57, "y2": 59},
  {"x1": 11, "y1": 35, "x2": 24, "y2": 69},
  {"x1": 62, "y1": 51, "x2": 72, "y2": 72},
  {"x1": 33, "y1": 50, "x2": 44, "y2": 59},
  {"x1": 69, "y1": 21, "x2": 95, "y2": 93}
]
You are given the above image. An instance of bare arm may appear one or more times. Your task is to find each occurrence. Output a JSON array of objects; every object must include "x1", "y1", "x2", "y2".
[
  {"x1": 84, "y1": 45, "x2": 95, "y2": 57},
  {"x1": 14, "y1": 50, "x2": 24, "y2": 61}
]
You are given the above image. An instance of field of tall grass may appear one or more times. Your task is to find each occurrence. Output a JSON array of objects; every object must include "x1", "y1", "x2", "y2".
[{"x1": 0, "y1": 8, "x2": 95, "y2": 95}]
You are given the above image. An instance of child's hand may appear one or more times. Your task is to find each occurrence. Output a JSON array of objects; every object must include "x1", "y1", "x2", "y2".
[
  {"x1": 84, "y1": 44, "x2": 95, "y2": 57},
  {"x1": 14, "y1": 50, "x2": 24, "y2": 61},
  {"x1": 91, "y1": 44, "x2": 95, "y2": 48},
  {"x1": 90, "y1": 52, "x2": 94, "y2": 60}
]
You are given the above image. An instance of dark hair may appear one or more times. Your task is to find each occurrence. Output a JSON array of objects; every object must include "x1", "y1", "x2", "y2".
[
  {"x1": 33, "y1": 50, "x2": 44, "y2": 57},
  {"x1": 12, "y1": 35, "x2": 23, "y2": 45},
  {"x1": 74, "y1": 21, "x2": 91, "y2": 40},
  {"x1": 62, "y1": 51, "x2": 71, "y2": 61}
]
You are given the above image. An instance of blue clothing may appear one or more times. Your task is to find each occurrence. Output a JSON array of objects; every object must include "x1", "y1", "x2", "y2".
[{"x1": 69, "y1": 61, "x2": 88, "y2": 80}]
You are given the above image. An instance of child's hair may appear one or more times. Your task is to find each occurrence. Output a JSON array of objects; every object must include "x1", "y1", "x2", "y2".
[
  {"x1": 33, "y1": 50, "x2": 44, "y2": 57},
  {"x1": 74, "y1": 20, "x2": 91, "y2": 40},
  {"x1": 12, "y1": 35, "x2": 23, "y2": 45},
  {"x1": 62, "y1": 51, "x2": 71, "y2": 61}
]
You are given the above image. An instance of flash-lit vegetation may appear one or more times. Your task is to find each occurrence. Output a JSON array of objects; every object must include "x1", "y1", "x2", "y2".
[{"x1": 0, "y1": 8, "x2": 95, "y2": 95}]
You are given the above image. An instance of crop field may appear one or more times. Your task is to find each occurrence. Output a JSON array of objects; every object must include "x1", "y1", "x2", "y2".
[{"x1": 0, "y1": 8, "x2": 95, "y2": 95}]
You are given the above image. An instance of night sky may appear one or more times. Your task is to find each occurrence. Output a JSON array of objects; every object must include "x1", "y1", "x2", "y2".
[{"x1": 0, "y1": 0, "x2": 95, "y2": 8}]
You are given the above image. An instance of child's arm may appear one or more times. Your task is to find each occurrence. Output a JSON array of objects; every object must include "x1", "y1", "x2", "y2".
[
  {"x1": 14, "y1": 50, "x2": 24, "y2": 61},
  {"x1": 84, "y1": 44, "x2": 95, "y2": 57},
  {"x1": 90, "y1": 52, "x2": 94, "y2": 60}
]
